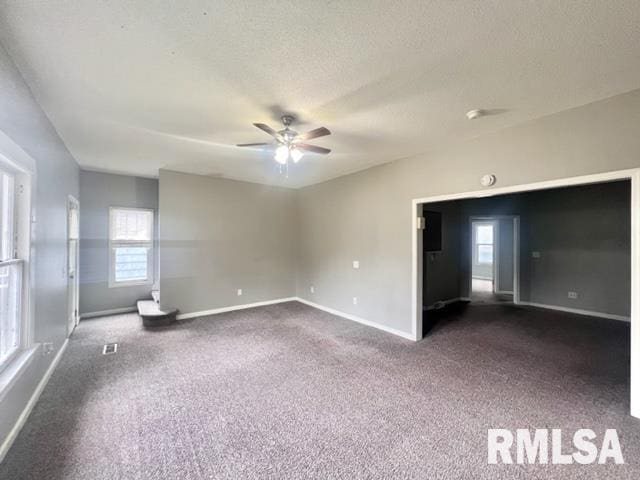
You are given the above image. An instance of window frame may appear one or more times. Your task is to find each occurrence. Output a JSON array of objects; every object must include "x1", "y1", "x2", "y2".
[
  {"x1": 473, "y1": 222, "x2": 494, "y2": 266},
  {"x1": 108, "y1": 206, "x2": 154, "y2": 288},
  {"x1": 0, "y1": 170, "x2": 20, "y2": 372},
  {"x1": 0, "y1": 141, "x2": 34, "y2": 376}
]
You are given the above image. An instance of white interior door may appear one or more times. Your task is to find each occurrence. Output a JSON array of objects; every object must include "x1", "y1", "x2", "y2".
[{"x1": 67, "y1": 196, "x2": 79, "y2": 335}]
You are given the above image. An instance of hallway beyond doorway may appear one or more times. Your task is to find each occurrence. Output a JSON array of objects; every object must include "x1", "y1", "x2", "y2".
[{"x1": 471, "y1": 278, "x2": 513, "y2": 304}]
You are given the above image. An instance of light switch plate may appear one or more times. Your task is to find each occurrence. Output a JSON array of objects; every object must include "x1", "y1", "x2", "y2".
[
  {"x1": 352, "y1": 260, "x2": 359, "y2": 269},
  {"x1": 532, "y1": 251, "x2": 541, "y2": 258},
  {"x1": 237, "y1": 288, "x2": 242, "y2": 296}
]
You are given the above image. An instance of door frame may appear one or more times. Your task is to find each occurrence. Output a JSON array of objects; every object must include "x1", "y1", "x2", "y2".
[
  {"x1": 469, "y1": 218, "x2": 499, "y2": 293},
  {"x1": 468, "y1": 215, "x2": 520, "y2": 301},
  {"x1": 411, "y1": 168, "x2": 640, "y2": 418},
  {"x1": 67, "y1": 195, "x2": 80, "y2": 335}
]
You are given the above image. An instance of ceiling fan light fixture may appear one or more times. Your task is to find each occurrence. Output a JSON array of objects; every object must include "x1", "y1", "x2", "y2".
[
  {"x1": 290, "y1": 148, "x2": 303, "y2": 163},
  {"x1": 274, "y1": 145, "x2": 289, "y2": 164},
  {"x1": 239, "y1": 116, "x2": 331, "y2": 171}
]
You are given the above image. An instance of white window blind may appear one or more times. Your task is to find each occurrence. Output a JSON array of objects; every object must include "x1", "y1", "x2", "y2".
[{"x1": 109, "y1": 208, "x2": 154, "y2": 287}]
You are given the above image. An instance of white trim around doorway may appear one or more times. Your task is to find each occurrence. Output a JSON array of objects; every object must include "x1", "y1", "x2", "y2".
[{"x1": 67, "y1": 195, "x2": 80, "y2": 336}]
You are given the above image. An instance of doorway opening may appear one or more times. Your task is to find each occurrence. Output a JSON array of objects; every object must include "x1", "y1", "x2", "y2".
[
  {"x1": 67, "y1": 195, "x2": 79, "y2": 335},
  {"x1": 471, "y1": 219, "x2": 497, "y2": 299},
  {"x1": 411, "y1": 168, "x2": 640, "y2": 418},
  {"x1": 469, "y1": 216, "x2": 519, "y2": 305}
]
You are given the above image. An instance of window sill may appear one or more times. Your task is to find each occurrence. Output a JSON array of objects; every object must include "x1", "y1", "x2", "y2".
[{"x1": 0, "y1": 346, "x2": 38, "y2": 403}]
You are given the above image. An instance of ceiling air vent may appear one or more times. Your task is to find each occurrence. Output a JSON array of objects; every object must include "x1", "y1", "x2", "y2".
[{"x1": 102, "y1": 343, "x2": 118, "y2": 355}]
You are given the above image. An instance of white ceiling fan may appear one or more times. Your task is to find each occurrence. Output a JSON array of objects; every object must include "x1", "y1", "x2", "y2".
[{"x1": 237, "y1": 115, "x2": 331, "y2": 166}]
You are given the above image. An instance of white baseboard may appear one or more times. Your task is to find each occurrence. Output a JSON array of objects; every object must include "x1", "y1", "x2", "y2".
[
  {"x1": 495, "y1": 290, "x2": 514, "y2": 295},
  {"x1": 176, "y1": 297, "x2": 297, "y2": 320},
  {"x1": 295, "y1": 297, "x2": 415, "y2": 341},
  {"x1": 175, "y1": 296, "x2": 416, "y2": 341},
  {"x1": 0, "y1": 338, "x2": 69, "y2": 463},
  {"x1": 518, "y1": 302, "x2": 630, "y2": 322},
  {"x1": 80, "y1": 306, "x2": 137, "y2": 319}
]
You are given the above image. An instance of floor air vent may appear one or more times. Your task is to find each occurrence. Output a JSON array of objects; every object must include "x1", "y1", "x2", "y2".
[{"x1": 102, "y1": 343, "x2": 118, "y2": 355}]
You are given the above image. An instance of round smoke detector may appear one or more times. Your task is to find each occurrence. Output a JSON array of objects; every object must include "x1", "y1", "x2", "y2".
[{"x1": 480, "y1": 174, "x2": 496, "y2": 187}]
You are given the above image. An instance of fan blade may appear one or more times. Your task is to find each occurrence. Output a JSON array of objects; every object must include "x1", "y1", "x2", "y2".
[
  {"x1": 295, "y1": 127, "x2": 331, "y2": 141},
  {"x1": 253, "y1": 123, "x2": 282, "y2": 140},
  {"x1": 236, "y1": 143, "x2": 272, "y2": 147},
  {"x1": 295, "y1": 143, "x2": 331, "y2": 155}
]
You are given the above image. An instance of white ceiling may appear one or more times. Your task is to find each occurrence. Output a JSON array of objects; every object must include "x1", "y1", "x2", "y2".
[{"x1": 1, "y1": 1, "x2": 640, "y2": 188}]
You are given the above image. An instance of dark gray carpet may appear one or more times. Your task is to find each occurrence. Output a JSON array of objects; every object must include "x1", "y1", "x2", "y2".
[{"x1": 1, "y1": 301, "x2": 639, "y2": 479}]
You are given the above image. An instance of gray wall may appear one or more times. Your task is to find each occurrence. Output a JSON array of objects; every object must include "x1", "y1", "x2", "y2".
[
  {"x1": 296, "y1": 88, "x2": 640, "y2": 336},
  {"x1": 159, "y1": 170, "x2": 296, "y2": 315},
  {"x1": 422, "y1": 202, "x2": 462, "y2": 307},
  {"x1": 497, "y1": 218, "x2": 514, "y2": 292},
  {"x1": 79, "y1": 170, "x2": 159, "y2": 315},
  {"x1": 0, "y1": 43, "x2": 79, "y2": 449},
  {"x1": 520, "y1": 181, "x2": 630, "y2": 316}
]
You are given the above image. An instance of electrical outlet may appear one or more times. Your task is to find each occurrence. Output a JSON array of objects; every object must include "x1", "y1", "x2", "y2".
[
  {"x1": 532, "y1": 251, "x2": 541, "y2": 259},
  {"x1": 353, "y1": 297, "x2": 358, "y2": 305},
  {"x1": 237, "y1": 288, "x2": 242, "y2": 296},
  {"x1": 352, "y1": 260, "x2": 359, "y2": 269},
  {"x1": 310, "y1": 286, "x2": 315, "y2": 293},
  {"x1": 568, "y1": 291, "x2": 578, "y2": 299},
  {"x1": 42, "y1": 342, "x2": 54, "y2": 356}
]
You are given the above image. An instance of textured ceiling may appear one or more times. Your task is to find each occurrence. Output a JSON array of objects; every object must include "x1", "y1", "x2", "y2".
[{"x1": 1, "y1": 1, "x2": 640, "y2": 188}]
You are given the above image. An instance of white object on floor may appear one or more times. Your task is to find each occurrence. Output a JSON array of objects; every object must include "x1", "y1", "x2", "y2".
[
  {"x1": 137, "y1": 300, "x2": 178, "y2": 327},
  {"x1": 472, "y1": 278, "x2": 493, "y2": 293}
]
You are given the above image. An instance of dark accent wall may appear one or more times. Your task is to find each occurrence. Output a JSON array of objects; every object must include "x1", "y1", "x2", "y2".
[
  {"x1": 422, "y1": 180, "x2": 631, "y2": 317},
  {"x1": 519, "y1": 181, "x2": 630, "y2": 316},
  {"x1": 422, "y1": 201, "x2": 462, "y2": 307}
]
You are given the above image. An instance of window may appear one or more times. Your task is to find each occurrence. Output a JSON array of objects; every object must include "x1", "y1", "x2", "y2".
[
  {"x1": 109, "y1": 207, "x2": 154, "y2": 287},
  {"x1": 0, "y1": 170, "x2": 21, "y2": 371},
  {"x1": 474, "y1": 223, "x2": 494, "y2": 265}
]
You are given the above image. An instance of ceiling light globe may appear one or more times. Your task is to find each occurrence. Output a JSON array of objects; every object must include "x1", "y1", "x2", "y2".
[
  {"x1": 291, "y1": 148, "x2": 303, "y2": 163},
  {"x1": 275, "y1": 145, "x2": 289, "y2": 164}
]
